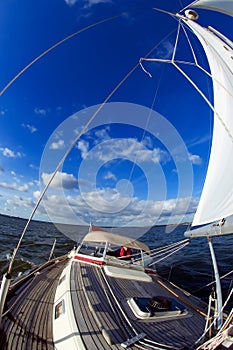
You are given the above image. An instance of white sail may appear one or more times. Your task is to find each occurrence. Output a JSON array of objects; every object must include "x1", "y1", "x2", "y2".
[
  {"x1": 190, "y1": 0, "x2": 233, "y2": 17},
  {"x1": 181, "y1": 19, "x2": 233, "y2": 229}
]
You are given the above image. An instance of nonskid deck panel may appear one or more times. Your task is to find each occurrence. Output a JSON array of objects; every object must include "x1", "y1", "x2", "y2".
[
  {"x1": 71, "y1": 261, "x2": 139, "y2": 349},
  {"x1": 0, "y1": 257, "x2": 208, "y2": 350},
  {"x1": 74, "y1": 262, "x2": 208, "y2": 349}
]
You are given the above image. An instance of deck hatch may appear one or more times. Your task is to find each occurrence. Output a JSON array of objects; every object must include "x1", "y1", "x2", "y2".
[{"x1": 127, "y1": 297, "x2": 188, "y2": 320}]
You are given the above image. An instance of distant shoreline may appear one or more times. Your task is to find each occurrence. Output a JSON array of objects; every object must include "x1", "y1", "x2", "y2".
[{"x1": 0, "y1": 213, "x2": 191, "y2": 228}]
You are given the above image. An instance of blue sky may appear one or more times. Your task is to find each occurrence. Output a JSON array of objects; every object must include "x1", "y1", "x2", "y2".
[{"x1": 0, "y1": 0, "x2": 232, "y2": 228}]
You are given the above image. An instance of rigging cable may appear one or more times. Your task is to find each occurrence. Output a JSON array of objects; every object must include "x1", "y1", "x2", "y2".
[
  {"x1": 0, "y1": 15, "x2": 122, "y2": 96},
  {"x1": 194, "y1": 269, "x2": 233, "y2": 293},
  {"x1": 147, "y1": 240, "x2": 190, "y2": 266},
  {"x1": 1, "y1": 18, "x2": 177, "y2": 278},
  {"x1": 126, "y1": 61, "x2": 165, "y2": 188},
  {"x1": 140, "y1": 17, "x2": 233, "y2": 143}
]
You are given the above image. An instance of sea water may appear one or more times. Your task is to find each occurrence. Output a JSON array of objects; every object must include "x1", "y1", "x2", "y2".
[{"x1": 0, "y1": 213, "x2": 232, "y2": 309}]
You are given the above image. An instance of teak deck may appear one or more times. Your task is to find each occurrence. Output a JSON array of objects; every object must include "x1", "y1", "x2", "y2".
[
  {"x1": 73, "y1": 262, "x2": 207, "y2": 349},
  {"x1": 0, "y1": 257, "x2": 210, "y2": 350},
  {"x1": 0, "y1": 258, "x2": 67, "y2": 350}
]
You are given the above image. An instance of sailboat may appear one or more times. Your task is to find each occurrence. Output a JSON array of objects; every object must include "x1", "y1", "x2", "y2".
[{"x1": 0, "y1": 0, "x2": 233, "y2": 349}]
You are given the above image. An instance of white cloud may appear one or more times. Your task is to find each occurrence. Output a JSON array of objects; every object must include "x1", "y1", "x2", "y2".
[
  {"x1": 0, "y1": 147, "x2": 23, "y2": 158},
  {"x1": 0, "y1": 181, "x2": 29, "y2": 192},
  {"x1": 64, "y1": 0, "x2": 111, "y2": 6},
  {"x1": 34, "y1": 107, "x2": 47, "y2": 116},
  {"x1": 49, "y1": 139, "x2": 65, "y2": 150},
  {"x1": 64, "y1": 0, "x2": 78, "y2": 5},
  {"x1": 22, "y1": 123, "x2": 37, "y2": 133},
  {"x1": 156, "y1": 41, "x2": 174, "y2": 60},
  {"x1": 82, "y1": 126, "x2": 111, "y2": 145},
  {"x1": 29, "y1": 164, "x2": 38, "y2": 170},
  {"x1": 6, "y1": 195, "x2": 35, "y2": 211},
  {"x1": 52, "y1": 130, "x2": 64, "y2": 142},
  {"x1": 93, "y1": 126, "x2": 111, "y2": 142},
  {"x1": 83, "y1": 138, "x2": 169, "y2": 164},
  {"x1": 41, "y1": 171, "x2": 79, "y2": 190},
  {"x1": 103, "y1": 171, "x2": 117, "y2": 181},
  {"x1": 0, "y1": 108, "x2": 7, "y2": 116},
  {"x1": 142, "y1": 135, "x2": 154, "y2": 149},
  {"x1": 77, "y1": 140, "x2": 89, "y2": 159},
  {"x1": 33, "y1": 190, "x2": 41, "y2": 200},
  {"x1": 84, "y1": 0, "x2": 112, "y2": 7},
  {"x1": 189, "y1": 153, "x2": 202, "y2": 165},
  {"x1": 39, "y1": 185, "x2": 196, "y2": 226},
  {"x1": 0, "y1": 174, "x2": 197, "y2": 225},
  {"x1": 188, "y1": 134, "x2": 211, "y2": 148}
]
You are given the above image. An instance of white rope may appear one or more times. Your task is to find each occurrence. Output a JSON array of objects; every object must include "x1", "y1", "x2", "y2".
[
  {"x1": 195, "y1": 287, "x2": 233, "y2": 346},
  {"x1": 196, "y1": 325, "x2": 233, "y2": 350},
  {"x1": 205, "y1": 293, "x2": 215, "y2": 333},
  {"x1": 139, "y1": 58, "x2": 152, "y2": 78},
  {"x1": 218, "y1": 287, "x2": 233, "y2": 332}
]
